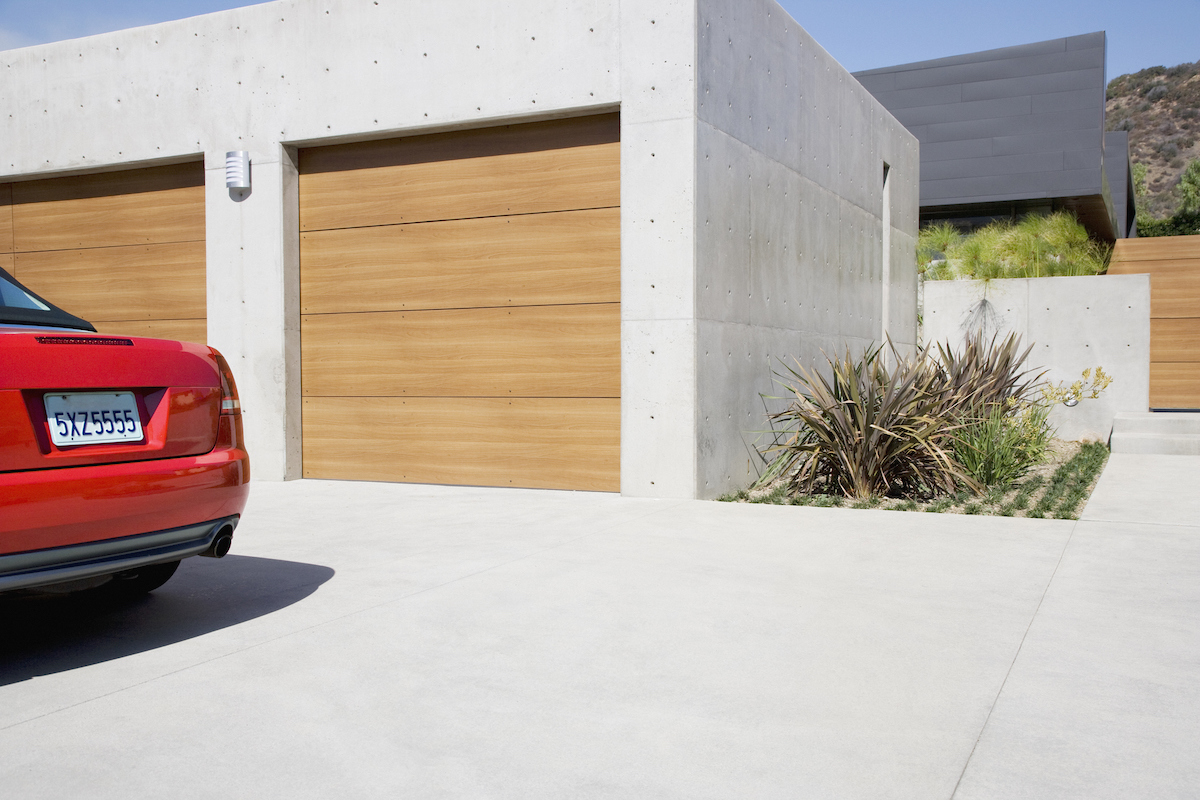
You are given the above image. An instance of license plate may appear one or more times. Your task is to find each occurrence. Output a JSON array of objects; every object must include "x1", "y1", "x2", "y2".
[{"x1": 44, "y1": 392, "x2": 145, "y2": 447}]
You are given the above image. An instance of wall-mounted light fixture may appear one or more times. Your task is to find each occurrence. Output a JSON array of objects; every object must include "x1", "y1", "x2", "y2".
[{"x1": 225, "y1": 150, "x2": 251, "y2": 190}]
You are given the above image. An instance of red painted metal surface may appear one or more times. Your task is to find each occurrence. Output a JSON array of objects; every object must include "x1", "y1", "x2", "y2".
[{"x1": 0, "y1": 326, "x2": 249, "y2": 557}]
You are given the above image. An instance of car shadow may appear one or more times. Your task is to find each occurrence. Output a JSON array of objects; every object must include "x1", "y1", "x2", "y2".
[{"x1": 0, "y1": 554, "x2": 334, "y2": 685}]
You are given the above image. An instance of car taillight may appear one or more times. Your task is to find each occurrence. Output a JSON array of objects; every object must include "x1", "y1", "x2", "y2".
[{"x1": 213, "y1": 351, "x2": 242, "y2": 415}]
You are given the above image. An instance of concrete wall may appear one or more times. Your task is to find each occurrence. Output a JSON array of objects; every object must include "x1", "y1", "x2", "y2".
[
  {"x1": 0, "y1": 0, "x2": 917, "y2": 499},
  {"x1": 923, "y1": 276, "x2": 1150, "y2": 442},
  {"x1": 692, "y1": 0, "x2": 919, "y2": 497},
  {"x1": 618, "y1": 0, "x2": 699, "y2": 498}
]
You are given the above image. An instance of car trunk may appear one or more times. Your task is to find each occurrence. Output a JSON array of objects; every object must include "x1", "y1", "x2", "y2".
[{"x1": 0, "y1": 330, "x2": 223, "y2": 472}]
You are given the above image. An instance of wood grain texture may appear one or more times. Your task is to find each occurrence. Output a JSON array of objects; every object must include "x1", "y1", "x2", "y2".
[
  {"x1": 11, "y1": 162, "x2": 205, "y2": 251},
  {"x1": 1102, "y1": 261, "x2": 1200, "y2": 316},
  {"x1": 14, "y1": 242, "x2": 206, "y2": 323},
  {"x1": 1150, "y1": 318, "x2": 1200, "y2": 362},
  {"x1": 299, "y1": 115, "x2": 620, "y2": 231},
  {"x1": 92, "y1": 318, "x2": 207, "y2": 345},
  {"x1": 300, "y1": 208, "x2": 619, "y2": 314},
  {"x1": 0, "y1": 252, "x2": 12, "y2": 276},
  {"x1": 1150, "y1": 362, "x2": 1200, "y2": 409},
  {"x1": 300, "y1": 114, "x2": 619, "y2": 174},
  {"x1": 301, "y1": 396, "x2": 620, "y2": 491},
  {"x1": 302, "y1": 303, "x2": 620, "y2": 398},
  {"x1": 1111, "y1": 235, "x2": 1200, "y2": 263},
  {"x1": 1107, "y1": 258, "x2": 1200, "y2": 274},
  {"x1": 1109, "y1": 243, "x2": 1200, "y2": 407},
  {"x1": 1104, "y1": 263, "x2": 1200, "y2": 318},
  {"x1": 0, "y1": 184, "x2": 12, "y2": 254}
]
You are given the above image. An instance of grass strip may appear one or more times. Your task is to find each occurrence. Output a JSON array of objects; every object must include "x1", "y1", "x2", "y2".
[
  {"x1": 750, "y1": 485, "x2": 789, "y2": 504},
  {"x1": 1052, "y1": 442, "x2": 1109, "y2": 519},
  {"x1": 1010, "y1": 475, "x2": 1044, "y2": 511},
  {"x1": 1030, "y1": 442, "x2": 1108, "y2": 519},
  {"x1": 718, "y1": 444, "x2": 1108, "y2": 519}
]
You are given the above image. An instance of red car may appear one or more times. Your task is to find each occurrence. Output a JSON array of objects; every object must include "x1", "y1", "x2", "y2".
[{"x1": 0, "y1": 267, "x2": 249, "y2": 596}]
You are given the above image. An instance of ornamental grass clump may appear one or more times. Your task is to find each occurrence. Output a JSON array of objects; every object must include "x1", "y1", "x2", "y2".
[
  {"x1": 759, "y1": 332, "x2": 1053, "y2": 501},
  {"x1": 761, "y1": 343, "x2": 978, "y2": 501},
  {"x1": 918, "y1": 211, "x2": 1111, "y2": 280},
  {"x1": 937, "y1": 331, "x2": 1043, "y2": 419}
]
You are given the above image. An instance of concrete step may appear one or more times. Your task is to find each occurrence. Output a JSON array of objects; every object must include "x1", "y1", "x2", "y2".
[
  {"x1": 1111, "y1": 412, "x2": 1200, "y2": 436},
  {"x1": 1110, "y1": 431, "x2": 1200, "y2": 456}
]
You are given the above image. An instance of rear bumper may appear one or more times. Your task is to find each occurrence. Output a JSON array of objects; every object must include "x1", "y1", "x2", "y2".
[
  {"x1": 0, "y1": 446, "x2": 249, "y2": 554},
  {"x1": 0, "y1": 516, "x2": 238, "y2": 592}
]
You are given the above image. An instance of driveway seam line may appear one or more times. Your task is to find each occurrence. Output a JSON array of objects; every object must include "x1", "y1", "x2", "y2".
[
  {"x1": 1079, "y1": 516, "x2": 1200, "y2": 529},
  {"x1": 947, "y1": 520, "x2": 1077, "y2": 800},
  {"x1": 0, "y1": 500, "x2": 691, "y2": 733}
]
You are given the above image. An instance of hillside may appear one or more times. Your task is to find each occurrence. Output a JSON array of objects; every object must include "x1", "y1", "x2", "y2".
[{"x1": 1106, "y1": 61, "x2": 1200, "y2": 219}]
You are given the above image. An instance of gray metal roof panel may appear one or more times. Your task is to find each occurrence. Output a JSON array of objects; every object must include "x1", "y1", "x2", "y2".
[
  {"x1": 1064, "y1": 148, "x2": 1103, "y2": 171},
  {"x1": 922, "y1": 138, "x2": 995, "y2": 162},
  {"x1": 911, "y1": 106, "x2": 1100, "y2": 144},
  {"x1": 1030, "y1": 88, "x2": 1102, "y2": 114},
  {"x1": 990, "y1": 128, "x2": 1100, "y2": 156},
  {"x1": 853, "y1": 32, "x2": 1103, "y2": 77},
  {"x1": 855, "y1": 31, "x2": 1112, "y2": 231},
  {"x1": 853, "y1": 71, "x2": 895, "y2": 93},
  {"x1": 865, "y1": 83, "x2": 963, "y2": 110},
  {"x1": 922, "y1": 168, "x2": 1103, "y2": 203},
  {"x1": 960, "y1": 67, "x2": 1104, "y2": 102},
  {"x1": 891, "y1": 46, "x2": 1104, "y2": 91},
  {"x1": 888, "y1": 95, "x2": 1033, "y2": 127},
  {"x1": 921, "y1": 150, "x2": 1066, "y2": 182},
  {"x1": 1066, "y1": 32, "x2": 1107, "y2": 51}
]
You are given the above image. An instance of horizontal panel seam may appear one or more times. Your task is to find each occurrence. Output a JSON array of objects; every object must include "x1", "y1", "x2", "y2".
[
  {"x1": 9, "y1": 239, "x2": 206, "y2": 255},
  {"x1": 89, "y1": 317, "x2": 206, "y2": 322},
  {"x1": 299, "y1": 301, "x2": 620, "y2": 316},
  {"x1": 299, "y1": 205, "x2": 620, "y2": 234},
  {"x1": 300, "y1": 398, "x2": 624, "y2": 400}
]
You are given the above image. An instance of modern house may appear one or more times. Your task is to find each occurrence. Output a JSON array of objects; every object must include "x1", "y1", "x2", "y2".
[
  {"x1": 0, "y1": 0, "x2": 918, "y2": 499},
  {"x1": 854, "y1": 32, "x2": 1136, "y2": 241}
]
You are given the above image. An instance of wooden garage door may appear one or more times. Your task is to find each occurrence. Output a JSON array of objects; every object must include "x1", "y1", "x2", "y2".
[
  {"x1": 298, "y1": 114, "x2": 620, "y2": 491},
  {"x1": 0, "y1": 162, "x2": 207, "y2": 344},
  {"x1": 1109, "y1": 235, "x2": 1200, "y2": 409}
]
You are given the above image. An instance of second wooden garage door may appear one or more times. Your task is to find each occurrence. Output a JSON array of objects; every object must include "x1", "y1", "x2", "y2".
[
  {"x1": 298, "y1": 114, "x2": 620, "y2": 491},
  {"x1": 0, "y1": 162, "x2": 207, "y2": 344}
]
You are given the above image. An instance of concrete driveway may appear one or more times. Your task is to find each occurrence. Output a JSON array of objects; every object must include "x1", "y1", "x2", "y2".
[{"x1": 2, "y1": 455, "x2": 1198, "y2": 799}]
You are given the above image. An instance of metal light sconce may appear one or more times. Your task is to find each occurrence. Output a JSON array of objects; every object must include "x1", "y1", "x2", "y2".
[{"x1": 225, "y1": 150, "x2": 251, "y2": 190}]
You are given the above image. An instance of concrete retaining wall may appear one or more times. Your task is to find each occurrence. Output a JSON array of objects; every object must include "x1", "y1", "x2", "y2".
[{"x1": 923, "y1": 275, "x2": 1151, "y2": 442}]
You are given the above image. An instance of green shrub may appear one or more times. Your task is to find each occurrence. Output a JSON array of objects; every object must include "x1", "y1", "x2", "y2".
[
  {"x1": 1137, "y1": 210, "x2": 1200, "y2": 236},
  {"x1": 921, "y1": 211, "x2": 1111, "y2": 280},
  {"x1": 1179, "y1": 159, "x2": 1200, "y2": 214},
  {"x1": 953, "y1": 401, "x2": 1052, "y2": 487},
  {"x1": 942, "y1": 333, "x2": 1052, "y2": 487},
  {"x1": 917, "y1": 221, "x2": 962, "y2": 273}
]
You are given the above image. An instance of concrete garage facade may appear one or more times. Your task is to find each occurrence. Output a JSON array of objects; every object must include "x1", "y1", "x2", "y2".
[{"x1": 0, "y1": 0, "x2": 917, "y2": 499}]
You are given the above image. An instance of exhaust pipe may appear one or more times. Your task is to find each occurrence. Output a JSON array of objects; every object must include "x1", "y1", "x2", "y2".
[{"x1": 200, "y1": 522, "x2": 235, "y2": 558}]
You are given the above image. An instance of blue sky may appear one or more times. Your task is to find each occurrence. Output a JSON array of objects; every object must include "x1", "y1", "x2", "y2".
[{"x1": 0, "y1": 0, "x2": 1196, "y2": 81}]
